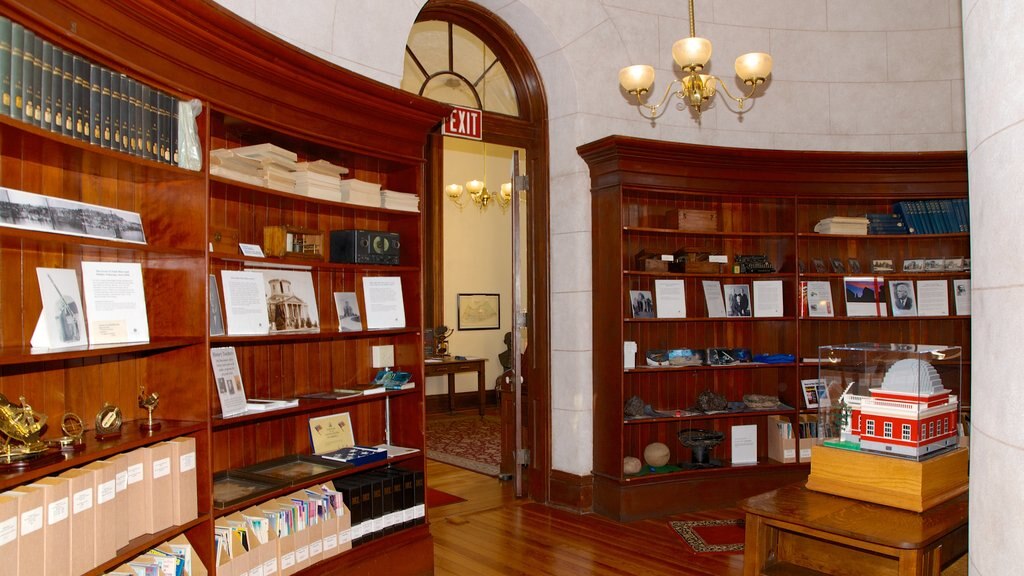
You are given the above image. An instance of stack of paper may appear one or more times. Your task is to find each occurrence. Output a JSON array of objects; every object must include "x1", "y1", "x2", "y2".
[
  {"x1": 293, "y1": 160, "x2": 349, "y2": 201},
  {"x1": 258, "y1": 163, "x2": 297, "y2": 193},
  {"x1": 231, "y1": 143, "x2": 300, "y2": 170},
  {"x1": 381, "y1": 189, "x2": 420, "y2": 212},
  {"x1": 813, "y1": 216, "x2": 869, "y2": 235},
  {"x1": 340, "y1": 178, "x2": 382, "y2": 207},
  {"x1": 210, "y1": 148, "x2": 265, "y2": 186}
]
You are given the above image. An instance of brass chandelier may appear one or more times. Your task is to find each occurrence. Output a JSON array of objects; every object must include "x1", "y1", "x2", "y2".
[
  {"x1": 619, "y1": 0, "x2": 772, "y2": 120},
  {"x1": 445, "y1": 180, "x2": 512, "y2": 212}
]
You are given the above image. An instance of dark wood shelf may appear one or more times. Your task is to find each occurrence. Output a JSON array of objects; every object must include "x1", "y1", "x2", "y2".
[
  {"x1": 618, "y1": 458, "x2": 805, "y2": 485},
  {"x1": 212, "y1": 252, "x2": 419, "y2": 273},
  {"x1": 626, "y1": 363, "x2": 795, "y2": 374},
  {"x1": 626, "y1": 316, "x2": 795, "y2": 323},
  {"x1": 0, "y1": 420, "x2": 205, "y2": 491},
  {"x1": 210, "y1": 328, "x2": 418, "y2": 345},
  {"x1": 0, "y1": 227, "x2": 205, "y2": 258},
  {"x1": 212, "y1": 387, "x2": 420, "y2": 430},
  {"x1": 625, "y1": 270, "x2": 792, "y2": 280},
  {"x1": 624, "y1": 226, "x2": 792, "y2": 238},
  {"x1": 798, "y1": 272, "x2": 970, "y2": 279},
  {"x1": 0, "y1": 337, "x2": 203, "y2": 366},
  {"x1": 624, "y1": 407, "x2": 798, "y2": 425},
  {"x1": 211, "y1": 451, "x2": 422, "y2": 518},
  {"x1": 0, "y1": 113, "x2": 202, "y2": 180},
  {"x1": 798, "y1": 315, "x2": 971, "y2": 322},
  {"x1": 797, "y1": 232, "x2": 969, "y2": 240},
  {"x1": 87, "y1": 515, "x2": 210, "y2": 576},
  {"x1": 210, "y1": 175, "x2": 421, "y2": 217}
]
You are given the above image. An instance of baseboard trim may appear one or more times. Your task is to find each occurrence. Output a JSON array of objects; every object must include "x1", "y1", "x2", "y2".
[{"x1": 549, "y1": 469, "x2": 593, "y2": 513}]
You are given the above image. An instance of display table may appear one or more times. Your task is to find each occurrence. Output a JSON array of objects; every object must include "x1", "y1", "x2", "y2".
[
  {"x1": 739, "y1": 483, "x2": 967, "y2": 576},
  {"x1": 425, "y1": 357, "x2": 487, "y2": 415}
]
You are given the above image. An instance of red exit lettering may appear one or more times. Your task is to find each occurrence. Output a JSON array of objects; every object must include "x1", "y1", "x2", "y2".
[{"x1": 442, "y1": 105, "x2": 483, "y2": 140}]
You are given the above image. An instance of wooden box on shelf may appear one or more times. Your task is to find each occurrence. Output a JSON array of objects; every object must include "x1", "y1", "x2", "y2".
[
  {"x1": 263, "y1": 225, "x2": 324, "y2": 260},
  {"x1": 635, "y1": 250, "x2": 669, "y2": 272},
  {"x1": 766, "y1": 415, "x2": 816, "y2": 464},
  {"x1": 665, "y1": 208, "x2": 718, "y2": 232},
  {"x1": 805, "y1": 445, "x2": 969, "y2": 512}
]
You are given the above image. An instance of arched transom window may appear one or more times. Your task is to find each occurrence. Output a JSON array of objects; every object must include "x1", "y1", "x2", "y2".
[{"x1": 402, "y1": 20, "x2": 519, "y2": 116}]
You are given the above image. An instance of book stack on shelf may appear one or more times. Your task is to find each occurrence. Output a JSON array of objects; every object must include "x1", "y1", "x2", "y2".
[
  {"x1": 294, "y1": 159, "x2": 349, "y2": 200},
  {"x1": 894, "y1": 199, "x2": 970, "y2": 234},
  {"x1": 209, "y1": 149, "x2": 264, "y2": 187},
  {"x1": 233, "y1": 143, "x2": 300, "y2": 193},
  {"x1": 863, "y1": 212, "x2": 908, "y2": 235},
  {"x1": 339, "y1": 178, "x2": 382, "y2": 207},
  {"x1": 813, "y1": 216, "x2": 869, "y2": 235},
  {"x1": 0, "y1": 16, "x2": 184, "y2": 165},
  {"x1": 381, "y1": 189, "x2": 420, "y2": 212}
]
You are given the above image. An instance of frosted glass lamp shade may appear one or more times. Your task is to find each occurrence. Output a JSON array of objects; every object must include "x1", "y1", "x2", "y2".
[
  {"x1": 619, "y1": 65, "x2": 655, "y2": 93},
  {"x1": 672, "y1": 37, "x2": 712, "y2": 70},
  {"x1": 445, "y1": 183, "x2": 464, "y2": 199},
  {"x1": 734, "y1": 52, "x2": 772, "y2": 83},
  {"x1": 500, "y1": 182, "x2": 512, "y2": 200},
  {"x1": 465, "y1": 180, "x2": 485, "y2": 195}
]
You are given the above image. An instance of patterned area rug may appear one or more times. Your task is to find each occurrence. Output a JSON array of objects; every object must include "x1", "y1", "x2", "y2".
[
  {"x1": 426, "y1": 415, "x2": 501, "y2": 476},
  {"x1": 426, "y1": 487, "x2": 466, "y2": 508},
  {"x1": 669, "y1": 519, "x2": 745, "y2": 553}
]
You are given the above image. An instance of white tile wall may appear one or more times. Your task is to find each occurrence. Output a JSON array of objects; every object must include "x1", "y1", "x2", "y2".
[
  {"x1": 829, "y1": 81, "x2": 954, "y2": 135},
  {"x1": 887, "y1": 28, "x2": 963, "y2": 82},
  {"x1": 712, "y1": 0, "x2": 827, "y2": 31},
  {"x1": 770, "y1": 30, "x2": 886, "y2": 83},
  {"x1": 254, "y1": 0, "x2": 338, "y2": 53},
  {"x1": 826, "y1": 0, "x2": 950, "y2": 31}
]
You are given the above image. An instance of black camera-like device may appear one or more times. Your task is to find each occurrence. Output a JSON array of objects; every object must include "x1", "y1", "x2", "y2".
[{"x1": 330, "y1": 229, "x2": 401, "y2": 265}]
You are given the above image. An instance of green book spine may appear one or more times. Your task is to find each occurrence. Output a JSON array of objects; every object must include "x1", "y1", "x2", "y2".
[
  {"x1": 142, "y1": 84, "x2": 154, "y2": 160},
  {"x1": 132, "y1": 78, "x2": 143, "y2": 156},
  {"x1": 61, "y1": 49, "x2": 73, "y2": 136},
  {"x1": 158, "y1": 90, "x2": 170, "y2": 163},
  {"x1": 11, "y1": 23, "x2": 23, "y2": 120},
  {"x1": 118, "y1": 74, "x2": 129, "y2": 151},
  {"x1": 170, "y1": 96, "x2": 179, "y2": 165},
  {"x1": 89, "y1": 63, "x2": 101, "y2": 144},
  {"x1": 21, "y1": 28, "x2": 33, "y2": 123},
  {"x1": 100, "y1": 68, "x2": 111, "y2": 148},
  {"x1": 51, "y1": 45, "x2": 63, "y2": 132},
  {"x1": 40, "y1": 41, "x2": 52, "y2": 131},
  {"x1": 110, "y1": 69, "x2": 121, "y2": 151},
  {"x1": 0, "y1": 17, "x2": 11, "y2": 116},
  {"x1": 31, "y1": 33, "x2": 42, "y2": 125},
  {"x1": 72, "y1": 55, "x2": 88, "y2": 140}
]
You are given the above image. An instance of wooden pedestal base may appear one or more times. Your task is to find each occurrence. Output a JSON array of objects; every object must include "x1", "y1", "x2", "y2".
[{"x1": 806, "y1": 445, "x2": 968, "y2": 512}]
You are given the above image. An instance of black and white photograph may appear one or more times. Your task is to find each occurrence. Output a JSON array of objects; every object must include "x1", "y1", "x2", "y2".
[
  {"x1": 871, "y1": 259, "x2": 895, "y2": 273},
  {"x1": 812, "y1": 258, "x2": 827, "y2": 273},
  {"x1": 847, "y1": 258, "x2": 862, "y2": 274},
  {"x1": 829, "y1": 257, "x2": 846, "y2": 274},
  {"x1": 45, "y1": 196, "x2": 90, "y2": 236},
  {"x1": 33, "y1": 267, "x2": 89, "y2": 349},
  {"x1": 334, "y1": 291, "x2": 362, "y2": 332},
  {"x1": 923, "y1": 258, "x2": 945, "y2": 272},
  {"x1": 723, "y1": 284, "x2": 752, "y2": 317},
  {"x1": 5, "y1": 188, "x2": 54, "y2": 233},
  {"x1": 629, "y1": 290, "x2": 654, "y2": 318},
  {"x1": 889, "y1": 280, "x2": 917, "y2": 316},
  {"x1": 247, "y1": 268, "x2": 320, "y2": 333},
  {"x1": 209, "y1": 274, "x2": 225, "y2": 336},
  {"x1": 902, "y1": 259, "x2": 924, "y2": 273},
  {"x1": 108, "y1": 207, "x2": 147, "y2": 243}
]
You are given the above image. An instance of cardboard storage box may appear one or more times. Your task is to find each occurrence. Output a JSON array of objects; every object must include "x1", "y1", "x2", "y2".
[{"x1": 767, "y1": 415, "x2": 816, "y2": 463}]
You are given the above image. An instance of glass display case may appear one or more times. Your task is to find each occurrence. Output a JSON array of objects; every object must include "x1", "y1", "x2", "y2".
[{"x1": 815, "y1": 343, "x2": 961, "y2": 461}]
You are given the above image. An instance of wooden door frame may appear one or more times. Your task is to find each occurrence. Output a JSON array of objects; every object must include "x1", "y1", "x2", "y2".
[{"x1": 417, "y1": 0, "x2": 550, "y2": 503}]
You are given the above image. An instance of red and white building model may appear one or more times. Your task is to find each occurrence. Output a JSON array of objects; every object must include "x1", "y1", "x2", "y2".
[{"x1": 841, "y1": 359, "x2": 959, "y2": 458}]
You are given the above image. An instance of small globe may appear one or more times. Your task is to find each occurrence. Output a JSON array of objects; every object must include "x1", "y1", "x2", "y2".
[
  {"x1": 643, "y1": 442, "x2": 671, "y2": 467},
  {"x1": 623, "y1": 456, "x2": 642, "y2": 474}
]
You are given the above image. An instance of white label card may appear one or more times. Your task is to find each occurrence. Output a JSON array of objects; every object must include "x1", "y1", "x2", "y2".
[
  {"x1": 127, "y1": 463, "x2": 144, "y2": 484},
  {"x1": 73, "y1": 488, "x2": 94, "y2": 513},
  {"x1": 48, "y1": 497, "x2": 69, "y2": 524},
  {"x1": 153, "y1": 457, "x2": 171, "y2": 479},
  {"x1": 21, "y1": 507, "x2": 42, "y2": 535},
  {"x1": 116, "y1": 471, "x2": 128, "y2": 491},
  {"x1": 339, "y1": 529, "x2": 352, "y2": 544},
  {"x1": 238, "y1": 243, "x2": 265, "y2": 257},
  {"x1": 98, "y1": 480, "x2": 116, "y2": 504},
  {"x1": 180, "y1": 452, "x2": 196, "y2": 472},
  {"x1": 323, "y1": 534, "x2": 338, "y2": 550},
  {"x1": 0, "y1": 517, "x2": 16, "y2": 546},
  {"x1": 296, "y1": 545, "x2": 309, "y2": 562},
  {"x1": 262, "y1": 559, "x2": 277, "y2": 575},
  {"x1": 280, "y1": 553, "x2": 295, "y2": 569},
  {"x1": 310, "y1": 540, "x2": 323, "y2": 555}
]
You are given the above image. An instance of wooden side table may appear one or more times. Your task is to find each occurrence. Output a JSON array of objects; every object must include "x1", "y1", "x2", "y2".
[
  {"x1": 425, "y1": 357, "x2": 487, "y2": 415},
  {"x1": 739, "y1": 483, "x2": 967, "y2": 576}
]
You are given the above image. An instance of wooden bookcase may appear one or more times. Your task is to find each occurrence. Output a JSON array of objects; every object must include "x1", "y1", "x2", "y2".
[
  {"x1": 578, "y1": 136, "x2": 969, "y2": 521},
  {"x1": 0, "y1": 1, "x2": 447, "y2": 574}
]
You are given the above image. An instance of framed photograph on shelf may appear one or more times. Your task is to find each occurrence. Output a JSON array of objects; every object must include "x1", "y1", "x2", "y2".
[
  {"x1": 847, "y1": 258, "x2": 862, "y2": 274},
  {"x1": 812, "y1": 258, "x2": 828, "y2": 273},
  {"x1": 871, "y1": 259, "x2": 895, "y2": 273},
  {"x1": 723, "y1": 284, "x2": 752, "y2": 318},
  {"x1": 844, "y1": 276, "x2": 888, "y2": 317},
  {"x1": 829, "y1": 257, "x2": 846, "y2": 274},
  {"x1": 801, "y1": 379, "x2": 823, "y2": 409},
  {"x1": 457, "y1": 293, "x2": 500, "y2": 330},
  {"x1": 902, "y1": 259, "x2": 924, "y2": 273},
  {"x1": 889, "y1": 280, "x2": 918, "y2": 316}
]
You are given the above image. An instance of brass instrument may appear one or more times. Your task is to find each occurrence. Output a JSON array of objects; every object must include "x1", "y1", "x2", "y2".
[{"x1": 0, "y1": 394, "x2": 50, "y2": 463}]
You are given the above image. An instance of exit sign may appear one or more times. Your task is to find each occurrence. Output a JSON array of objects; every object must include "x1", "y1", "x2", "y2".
[{"x1": 442, "y1": 106, "x2": 482, "y2": 140}]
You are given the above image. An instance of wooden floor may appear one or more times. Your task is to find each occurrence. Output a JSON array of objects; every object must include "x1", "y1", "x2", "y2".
[{"x1": 427, "y1": 459, "x2": 745, "y2": 576}]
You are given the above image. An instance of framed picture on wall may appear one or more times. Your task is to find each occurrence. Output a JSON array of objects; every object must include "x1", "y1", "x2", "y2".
[{"x1": 457, "y1": 293, "x2": 500, "y2": 330}]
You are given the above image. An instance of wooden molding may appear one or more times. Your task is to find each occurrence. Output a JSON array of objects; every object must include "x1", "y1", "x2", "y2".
[{"x1": 548, "y1": 470, "x2": 594, "y2": 513}]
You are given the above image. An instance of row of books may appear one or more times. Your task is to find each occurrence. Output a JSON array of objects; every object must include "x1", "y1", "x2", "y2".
[
  {"x1": 107, "y1": 535, "x2": 206, "y2": 576},
  {"x1": 0, "y1": 437, "x2": 198, "y2": 576},
  {"x1": 210, "y1": 144, "x2": 420, "y2": 211},
  {"x1": 0, "y1": 16, "x2": 183, "y2": 164},
  {"x1": 774, "y1": 414, "x2": 819, "y2": 439},
  {"x1": 215, "y1": 484, "x2": 351, "y2": 576},
  {"x1": 330, "y1": 466, "x2": 426, "y2": 547},
  {"x1": 893, "y1": 199, "x2": 969, "y2": 234}
]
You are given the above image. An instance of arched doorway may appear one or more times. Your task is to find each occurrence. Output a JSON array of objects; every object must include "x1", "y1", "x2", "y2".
[{"x1": 402, "y1": 0, "x2": 549, "y2": 501}]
